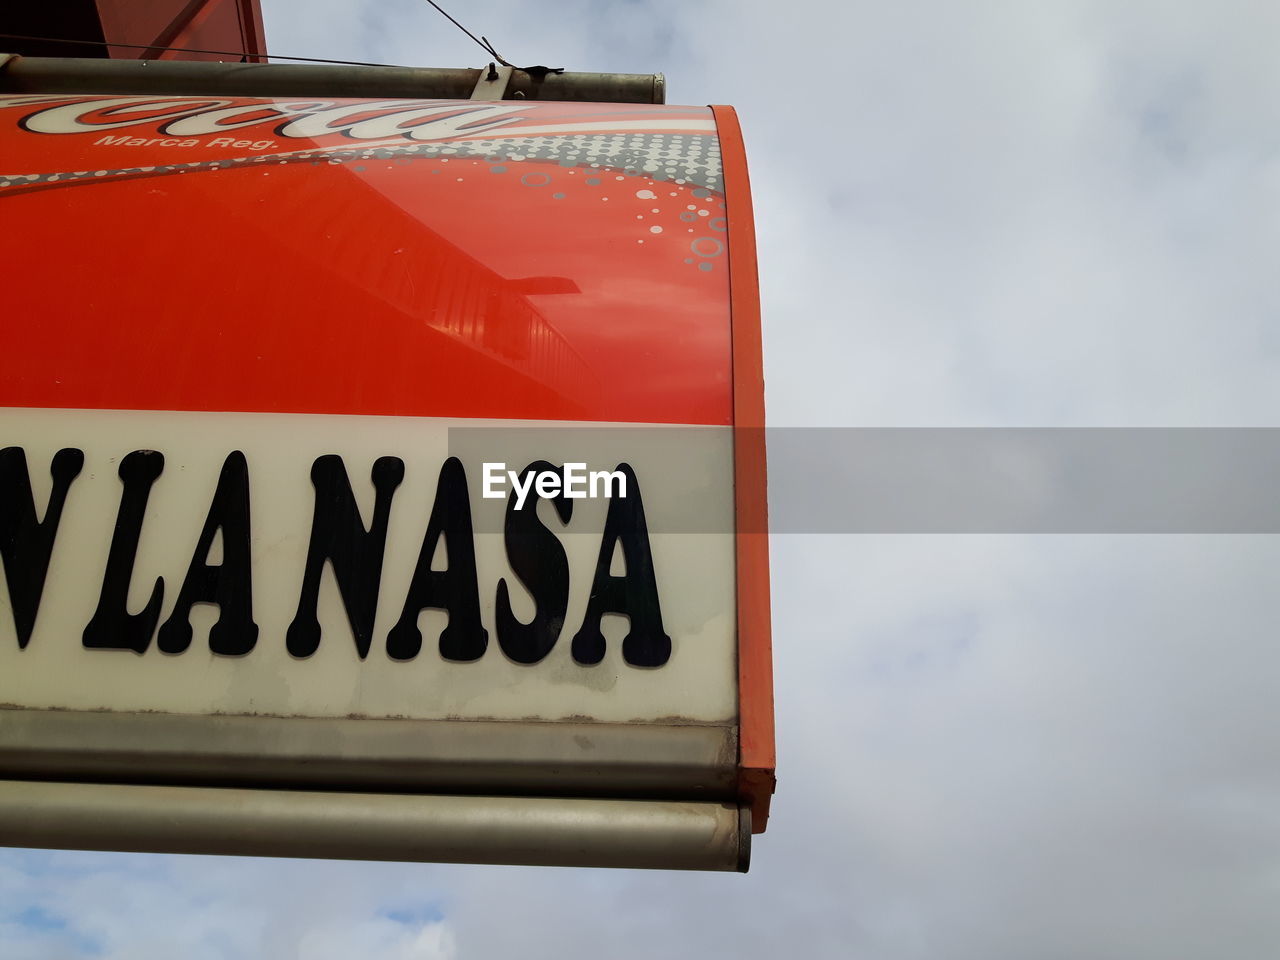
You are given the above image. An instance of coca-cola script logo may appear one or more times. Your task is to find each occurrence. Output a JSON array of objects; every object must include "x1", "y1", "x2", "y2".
[
  {"x1": 0, "y1": 95, "x2": 725, "y2": 222},
  {"x1": 4, "y1": 95, "x2": 714, "y2": 144}
]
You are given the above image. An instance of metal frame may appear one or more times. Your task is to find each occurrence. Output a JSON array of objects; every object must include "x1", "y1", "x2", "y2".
[
  {"x1": 0, "y1": 780, "x2": 750, "y2": 871},
  {"x1": 0, "y1": 55, "x2": 666, "y2": 103},
  {"x1": 0, "y1": 709, "x2": 743, "y2": 869},
  {"x1": 0, "y1": 709, "x2": 736, "y2": 797}
]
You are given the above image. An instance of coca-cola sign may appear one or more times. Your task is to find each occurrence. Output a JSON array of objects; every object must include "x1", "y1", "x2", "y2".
[
  {"x1": 5, "y1": 94, "x2": 715, "y2": 142},
  {"x1": 0, "y1": 92, "x2": 774, "y2": 858},
  {"x1": 0, "y1": 94, "x2": 724, "y2": 198}
]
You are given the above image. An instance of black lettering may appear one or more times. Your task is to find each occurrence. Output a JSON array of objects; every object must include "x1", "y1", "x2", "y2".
[
  {"x1": 571, "y1": 464, "x2": 671, "y2": 667},
  {"x1": 386, "y1": 457, "x2": 487, "y2": 662},
  {"x1": 0, "y1": 447, "x2": 83, "y2": 648},
  {"x1": 287, "y1": 455, "x2": 404, "y2": 660},
  {"x1": 83, "y1": 450, "x2": 165, "y2": 654},
  {"x1": 496, "y1": 461, "x2": 572, "y2": 664},
  {"x1": 157, "y1": 451, "x2": 257, "y2": 656}
]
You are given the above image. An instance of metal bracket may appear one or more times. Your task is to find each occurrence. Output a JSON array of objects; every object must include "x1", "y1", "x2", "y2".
[{"x1": 471, "y1": 62, "x2": 513, "y2": 100}]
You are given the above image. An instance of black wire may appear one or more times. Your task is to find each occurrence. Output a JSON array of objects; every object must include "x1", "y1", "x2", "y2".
[
  {"x1": 419, "y1": 0, "x2": 512, "y2": 66},
  {"x1": 0, "y1": 32, "x2": 406, "y2": 68}
]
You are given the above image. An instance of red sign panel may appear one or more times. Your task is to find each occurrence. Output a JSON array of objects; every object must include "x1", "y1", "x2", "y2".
[{"x1": 0, "y1": 94, "x2": 773, "y2": 834}]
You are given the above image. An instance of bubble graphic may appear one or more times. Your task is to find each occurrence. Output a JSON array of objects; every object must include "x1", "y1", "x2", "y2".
[
  {"x1": 691, "y1": 237, "x2": 723, "y2": 257},
  {"x1": 636, "y1": 189, "x2": 656, "y2": 199},
  {"x1": 521, "y1": 172, "x2": 551, "y2": 186},
  {"x1": 649, "y1": 226, "x2": 664, "y2": 234}
]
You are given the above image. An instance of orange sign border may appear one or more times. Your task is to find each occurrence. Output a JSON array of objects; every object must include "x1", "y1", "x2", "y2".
[{"x1": 712, "y1": 104, "x2": 775, "y2": 833}]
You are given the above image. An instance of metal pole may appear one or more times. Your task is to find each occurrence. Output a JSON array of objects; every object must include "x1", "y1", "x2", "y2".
[
  {"x1": 0, "y1": 780, "x2": 749, "y2": 872},
  {"x1": 0, "y1": 56, "x2": 666, "y2": 103}
]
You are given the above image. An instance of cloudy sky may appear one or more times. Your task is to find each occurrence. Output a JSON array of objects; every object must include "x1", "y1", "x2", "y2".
[{"x1": 6, "y1": 1, "x2": 1280, "y2": 957}]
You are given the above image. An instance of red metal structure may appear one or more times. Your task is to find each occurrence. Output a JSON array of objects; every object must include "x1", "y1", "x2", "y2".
[{"x1": 1, "y1": 0, "x2": 267, "y2": 62}]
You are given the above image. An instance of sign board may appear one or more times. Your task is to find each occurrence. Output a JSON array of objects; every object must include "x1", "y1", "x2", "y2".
[{"x1": 0, "y1": 92, "x2": 772, "y2": 870}]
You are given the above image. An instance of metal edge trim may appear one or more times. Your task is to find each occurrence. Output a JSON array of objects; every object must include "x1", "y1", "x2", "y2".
[
  {"x1": 0, "y1": 779, "x2": 748, "y2": 871},
  {"x1": 0, "y1": 708, "x2": 737, "y2": 799}
]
